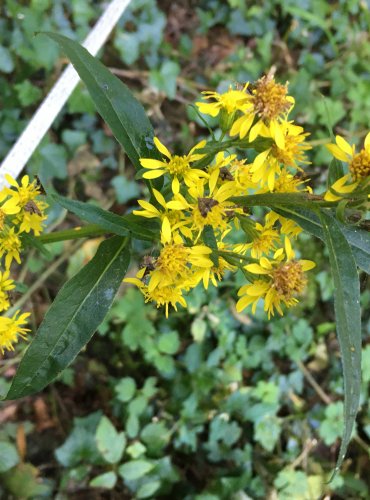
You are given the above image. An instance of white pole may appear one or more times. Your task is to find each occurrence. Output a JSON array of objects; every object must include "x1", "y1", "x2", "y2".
[{"x1": 0, "y1": 0, "x2": 132, "y2": 186}]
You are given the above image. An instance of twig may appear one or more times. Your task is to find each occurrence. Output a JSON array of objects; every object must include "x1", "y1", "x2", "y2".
[
  {"x1": 290, "y1": 438, "x2": 318, "y2": 469},
  {"x1": 296, "y1": 360, "x2": 332, "y2": 405}
]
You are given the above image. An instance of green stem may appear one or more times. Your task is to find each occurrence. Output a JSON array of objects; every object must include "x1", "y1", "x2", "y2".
[
  {"x1": 37, "y1": 224, "x2": 107, "y2": 244},
  {"x1": 218, "y1": 250, "x2": 258, "y2": 263},
  {"x1": 230, "y1": 192, "x2": 340, "y2": 209}
]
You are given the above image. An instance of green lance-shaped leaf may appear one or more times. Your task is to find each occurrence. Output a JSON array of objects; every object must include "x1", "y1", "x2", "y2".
[
  {"x1": 274, "y1": 207, "x2": 369, "y2": 273},
  {"x1": 4, "y1": 236, "x2": 130, "y2": 400},
  {"x1": 44, "y1": 32, "x2": 160, "y2": 169},
  {"x1": 319, "y1": 211, "x2": 361, "y2": 475},
  {"x1": 52, "y1": 193, "x2": 158, "y2": 242}
]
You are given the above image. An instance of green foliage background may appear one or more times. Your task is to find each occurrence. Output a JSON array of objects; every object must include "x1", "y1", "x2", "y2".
[{"x1": 0, "y1": 0, "x2": 369, "y2": 498}]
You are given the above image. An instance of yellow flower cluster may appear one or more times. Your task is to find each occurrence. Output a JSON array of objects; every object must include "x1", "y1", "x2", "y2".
[
  {"x1": 325, "y1": 133, "x2": 370, "y2": 201},
  {"x1": 0, "y1": 174, "x2": 48, "y2": 355},
  {"x1": 126, "y1": 74, "x2": 317, "y2": 318}
]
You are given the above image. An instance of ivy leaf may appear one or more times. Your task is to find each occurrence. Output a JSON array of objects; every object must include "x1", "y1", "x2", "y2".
[{"x1": 96, "y1": 416, "x2": 126, "y2": 464}]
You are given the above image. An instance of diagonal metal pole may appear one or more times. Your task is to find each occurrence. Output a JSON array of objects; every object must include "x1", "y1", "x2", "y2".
[{"x1": 0, "y1": 0, "x2": 132, "y2": 187}]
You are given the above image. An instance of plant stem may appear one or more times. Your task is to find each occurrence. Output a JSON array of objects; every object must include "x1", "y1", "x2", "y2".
[{"x1": 36, "y1": 224, "x2": 107, "y2": 244}]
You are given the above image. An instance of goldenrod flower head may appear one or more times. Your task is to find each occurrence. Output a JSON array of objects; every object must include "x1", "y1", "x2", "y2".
[
  {"x1": 0, "y1": 269, "x2": 15, "y2": 312},
  {"x1": 0, "y1": 226, "x2": 22, "y2": 268},
  {"x1": 124, "y1": 268, "x2": 187, "y2": 318},
  {"x1": 248, "y1": 122, "x2": 310, "y2": 191},
  {"x1": 326, "y1": 133, "x2": 370, "y2": 198},
  {"x1": 5, "y1": 174, "x2": 41, "y2": 207},
  {"x1": 196, "y1": 87, "x2": 248, "y2": 117},
  {"x1": 251, "y1": 74, "x2": 293, "y2": 123},
  {"x1": 350, "y1": 144, "x2": 370, "y2": 182},
  {"x1": 230, "y1": 74, "x2": 294, "y2": 149},
  {"x1": 234, "y1": 213, "x2": 280, "y2": 259},
  {"x1": 0, "y1": 310, "x2": 30, "y2": 354},
  {"x1": 208, "y1": 152, "x2": 236, "y2": 193},
  {"x1": 19, "y1": 211, "x2": 47, "y2": 236},
  {"x1": 324, "y1": 174, "x2": 358, "y2": 202},
  {"x1": 0, "y1": 197, "x2": 21, "y2": 230},
  {"x1": 277, "y1": 215, "x2": 302, "y2": 239},
  {"x1": 270, "y1": 123, "x2": 310, "y2": 167},
  {"x1": 230, "y1": 158, "x2": 260, "y2": 193},
  {"x1": 237, "y1": 256, "x2": 315, "y2": 318},
  {"x1": 273, "y1": 169, "x2": 310, "y2": 193},
  {"x1": 140, "y1": 137, "x2": 208, "y2": 194},
  {"x1": 147, "y1": 242, "x2": 213, "y2": 292}
]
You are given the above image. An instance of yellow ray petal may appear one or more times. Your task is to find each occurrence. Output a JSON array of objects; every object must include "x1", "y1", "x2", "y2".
[{"x1": 154, "y1": 137, "x2": 172, "y2": 158}]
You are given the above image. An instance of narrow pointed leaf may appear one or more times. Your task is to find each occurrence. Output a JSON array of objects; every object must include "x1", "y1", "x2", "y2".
[
  {"x1": 52, "y1": 193, "x2": 157, "y2": 242},
  {"x1": 4, "y1": 236, "x2": 130, "y2": 400},
  {"x1": 274, "y1": 207, "x2": 369, "y2": 273},
  {"x1": 319, "y1": 211, "x2": 361, "y2": 474},
  {"x1": 44, "y1": 32, "x2": 159, "y2": 169}
]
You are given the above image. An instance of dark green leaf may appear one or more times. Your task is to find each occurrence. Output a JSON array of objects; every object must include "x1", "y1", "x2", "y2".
[
  {"x1": 44, "y1": 32, "x2": 159, "y2": 169},
  {"x1": 52, "y1": 193, "x2": 157, "y2": 242},
  {"x1": 328, "y1": 158, "x2": 344, "y2": 188},
  {"x1": 202, "y1": 225, "x2": 218, "y2": 266},
  {"x1": 4, "y1": 236, "x2": 130, "y2": 399},
  {"x1": 319, "y1": 211, "x2": 361, "y2": 475},
  {"x1": 340, "y1": 224, "x2": 370, "y2": 274}
]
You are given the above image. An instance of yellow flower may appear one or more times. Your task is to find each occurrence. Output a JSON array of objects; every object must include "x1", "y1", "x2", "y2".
[
  {"x1": 273, "y1": 168, "x2": 311, "y2": 194},
  {"x1": 140, "y1": 137, "x2": 208, "y2": 194},
  {"x1": 234, "y1": 213, "x2": 280, "y2": 259},
  {"x1": 277, "y1": 215, "x2": 302, "y2": 240},
  {"x1": 0, "y1": 269, "x2": 15, "y2": 312},
  {"x1": 5, "y1": 174, "x2": 41, "y2": 207},
  {"x1": 230, "y1": 158, "x2": 260, "y2": 194},
  {"x1": 19, "y1": 211, "x2": 47, "y2": 236},
  {"x1": 324, "y1": 174, "x2": 358, "y2": 202},
  {"x1": 134, "y1": 189, "x2": 192, "y2": 242},
  {"x1": 124, "y1": 268, "x2": 187, "y2": 318},
  {"x1": 325, "y1": 132, "x2": 370, "y2": 200},
  {"x1": 189, "y1": 181, "x2": 239, "y2": 240},
  {"x1": 146, "y1": 241, "x2": 213, "y2": 292},
  {"x1": 0, "y1": 227, "x2": 22, "y2": 268},
  {"x1": 207, "y1": 152, "x2": 236, "y2": 194},
  {"x1": 230, "y1": 74, "x2": 295, "y2": 148},
  {"x1": 0, "y1": 196, "x2": 21, "y2": 230},
  {"x1": 236, "y1": 255, "x2": 315, "y2": 318},
  {"x1": 249, "y1": 122, "x2": 310, "y2": 191},
  {"x1": 196, "y1": 87, "x2": 248, "y2": 117},
  {"x1": 0, "y1": 310, "x2": 30, "y2": 354},
  {"x1": 4, "y1": 174, "x2": 48, "y2": 235}
]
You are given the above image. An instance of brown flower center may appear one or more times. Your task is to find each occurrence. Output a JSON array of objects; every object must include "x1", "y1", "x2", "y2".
[
  {"x1": 0, "y1": 210, "x2": 5, "y2": 230},
  {"x1": 350, "y1": 149, "x2": 370, "y2": 180},
  {"x1": 252, "y1": 75, "x2": 291, "y2": 122},
  {"x1": 272, "y1": 260, "x2": 306, "y2": 299}
]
